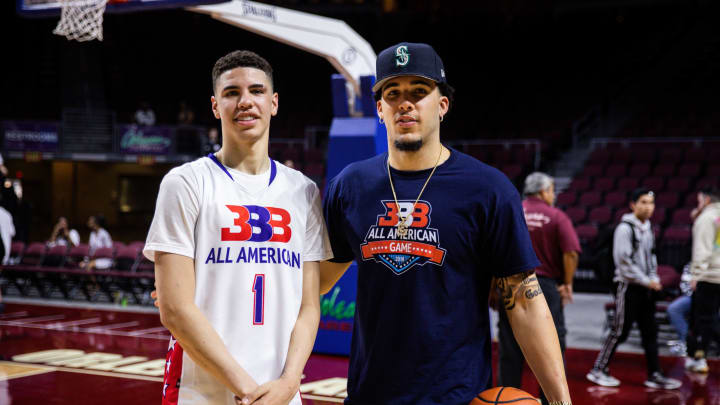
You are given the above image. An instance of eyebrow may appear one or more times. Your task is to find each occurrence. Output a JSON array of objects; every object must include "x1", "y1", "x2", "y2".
[{"x1": 222, "y1": 83, "x2": 266, "y2": 92}]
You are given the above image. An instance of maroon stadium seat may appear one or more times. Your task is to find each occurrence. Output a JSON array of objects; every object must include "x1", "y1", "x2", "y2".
[
  {"x1": 20, "y1": 242, "x2": 47, "y2": 267},
  {"x1": 677, "y1": 163, "x2": 702, "y2": 178},
  {"x1": 613, "y1": 209, "x2": 631, "y2": 223},
  {"x1": 650, "y1": 207, "x2": 666, "y2": 225},
  {"x1": 652, "y1": 163, "x2": 676, "y2": 177},
  {"x1": 42, "y1": 244, "x2": 69, "y2": 267},
  {"x1": 566, "y1": 207, "x2": 587, "y2": 224},
  {"x1": 501, "y1": 164, "x2": 523, "y2": 181},
  {"x1": 605, "y1": 163, "x2": 627, "y2": 178},
  {"x1": 611, "y1": 149, "x2": 632, "y2": 162},
  {"x1": 10, "y1": 241, "x2": 26, "y2": 263},
  {"x1": 666, "y1": 177, "x2": 690, "y2": 193},
  {"x1": 575, "y1": 224, "x2": 599, "y2": 243},
  {"x1": 634, "y1": 149, "x2": 656, "y2": 163},
  {"x1": 115, "y1": 245, "x2": 141, "y2": 272},
  {"x1": 658, "y1": 149, "x2": 683, "y2": 164},
  {"x1": 593, "y1": 177, "x2": 615, "y2": 192},
  {"x1": 616, "y1": 177, "x2": 640, "y2": 191},
  {"x1": 588, "y1": 149, "x2": 611, "y2": 164},
  {"x1": 671, "y1": 208, "x2": 694, "y2": 226},
  {"x1": 657, "y1": 265, "x2": 680, "y2": 289},
  {"x1": 582, "y1": 164, "x2": 604, "y2": 178},
  {"x1": 91, "y1": 247, "x2": 114, "y2": 261},
  {"x1": 568, "y1": 178, "x2": 591, "y2": 192},
  {"x1": 662, "y1": 226, "x2": 691, "y2": 243},
  {"x1": 683, "y1": 148, "x2": 706, "y2": 163},
  {"x1": 655, "y1": 191, "x2": 679, "y2": 209},
  {"x1": 128, "y1": 241, "x2": 145, "y2": 251},
  {"x1": 65, "y1": 244, "x2": 90, "y2": 268},
  {"x1": 588, "y1": 206, "x2": 613, "y2": 226},
  {"x1": 578, "y1": 191, "x2": 602, "y2": 207},
  {"x1": 604, "y1": 191, "x2": 627, "y2": 208},
  {"x1": 706, "y1": 164, "x2": 720, "y2": 177},
  {"x1": 556, "y1": 192, "x2": 577, "y2": 207},
  {"x1": 683, "y1": 192, "x2": 699, "y2": 208},
  {"x1": 641, "y1": 176, "x2": 665, "y2": 192},
  {"x1": 628, "y1": 163, "x2": 651, "y2": 178}
]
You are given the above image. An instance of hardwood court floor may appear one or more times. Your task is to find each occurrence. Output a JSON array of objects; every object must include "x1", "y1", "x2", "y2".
[{"x1": 0, "y1": 301, "x2": 717, "y2": 404}]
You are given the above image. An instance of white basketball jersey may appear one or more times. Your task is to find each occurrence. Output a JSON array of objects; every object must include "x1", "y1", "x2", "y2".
[{"x1": 144, "y1": 155, "x2": 332, "y2": 405}]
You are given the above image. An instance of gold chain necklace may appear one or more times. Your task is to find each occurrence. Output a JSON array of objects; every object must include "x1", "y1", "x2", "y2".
[{"x1": 387, "y1": 145, "x2": 444, "y2": 237}]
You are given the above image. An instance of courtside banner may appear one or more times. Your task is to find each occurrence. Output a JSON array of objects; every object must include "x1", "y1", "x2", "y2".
[
  {"x1": 3, "y1": 121, "x2": 59, "y2": 152},
  {"x1": 118, "y1": 125, "x2": 173, "y2": 155},
  {"x1": 313, "y1": 263, "x2": 357, "y2": 355}
]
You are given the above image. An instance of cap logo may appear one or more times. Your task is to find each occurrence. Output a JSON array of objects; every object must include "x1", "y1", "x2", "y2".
[{"x1": 395, "y1": 45, "x2": 410, "y2": 67}]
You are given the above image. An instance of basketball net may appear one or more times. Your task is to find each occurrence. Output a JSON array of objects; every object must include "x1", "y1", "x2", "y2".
[{"x1": 53, "y1": 0, "x2": 109, "y2": 42}]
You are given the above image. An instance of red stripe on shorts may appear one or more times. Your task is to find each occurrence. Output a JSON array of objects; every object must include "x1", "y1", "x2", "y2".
[{"x1": 162, "y1": 335, "x2": 184, "y2": 405}]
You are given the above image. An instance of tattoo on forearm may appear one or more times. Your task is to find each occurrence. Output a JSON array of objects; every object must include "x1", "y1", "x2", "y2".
[{"x1": 496, "y1": 271, "x2": 544, "y2": 311}]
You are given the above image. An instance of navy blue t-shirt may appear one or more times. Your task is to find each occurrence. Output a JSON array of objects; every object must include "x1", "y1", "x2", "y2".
[{"x1": 323, "y1": 148, "x2": 540, "y2": 405}]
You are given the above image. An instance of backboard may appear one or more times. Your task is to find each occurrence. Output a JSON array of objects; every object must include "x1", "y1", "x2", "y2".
[{"x1": 17, "y1": 0, "x2": 225, "y2": 17}]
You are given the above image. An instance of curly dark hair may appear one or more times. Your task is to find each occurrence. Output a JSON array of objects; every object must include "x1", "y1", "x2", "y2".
[{"x1": 212, "y1": 50, "x2": 274, "y2": 94}]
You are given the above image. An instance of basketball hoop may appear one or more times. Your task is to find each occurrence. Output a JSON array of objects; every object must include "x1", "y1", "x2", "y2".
[{"x1": 53, "y1": 0, "x2": 109, "y2": 42}]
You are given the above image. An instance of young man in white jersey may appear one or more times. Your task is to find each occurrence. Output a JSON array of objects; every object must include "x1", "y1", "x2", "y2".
[{"x1": 145, "y1": 50, "x2": 332, "y2": 405}]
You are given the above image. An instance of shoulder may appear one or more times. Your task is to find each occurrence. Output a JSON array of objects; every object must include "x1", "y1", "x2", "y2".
[{"x1": 161, "y1": 158, "x2": 210, "y2": 188}]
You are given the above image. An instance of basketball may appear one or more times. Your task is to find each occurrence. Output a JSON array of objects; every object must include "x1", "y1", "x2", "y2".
[{"x1": 471, "y1": 387, "x2": 540, "y2": 404}]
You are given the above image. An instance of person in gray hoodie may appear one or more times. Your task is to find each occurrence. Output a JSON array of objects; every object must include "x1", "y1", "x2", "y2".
[
  {"x1": 685, "y1": 185, "x2": 720, "y2": 373},
  {"x1": 587, "y1": 188, "x2": 681, "y2": 390}
]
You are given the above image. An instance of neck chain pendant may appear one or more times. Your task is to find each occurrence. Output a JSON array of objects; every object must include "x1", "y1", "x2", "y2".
[{"x1": 397, "y1": 215, "x2": 409, "y2": 237}]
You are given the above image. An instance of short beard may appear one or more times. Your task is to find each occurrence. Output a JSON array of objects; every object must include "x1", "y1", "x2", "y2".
[{"x1": 394, "y1": 139, "x2": 423, "y2": 152}]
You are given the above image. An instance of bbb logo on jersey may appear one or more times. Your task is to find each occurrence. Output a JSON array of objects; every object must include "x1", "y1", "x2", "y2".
[
  {"x1": 360, "y1": 200, "x2": 446, "y2": 275},
  {"x1": 221, "y1": 205, "x2": 291, "y2": 243}
]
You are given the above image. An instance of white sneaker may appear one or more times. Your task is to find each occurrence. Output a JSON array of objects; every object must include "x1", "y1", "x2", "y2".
[
  {"x1": 690, "y1": 358, "x2": 709, "y2": 374},
  {"x1": 586, "y1": 368, "x2": 621, "y2": 387},
  {"x1": 644, "y1": 372, "x2": 682, "y2": 390},
  {"x1": 685, "y1": 357, "x2": 697, "y2": 369}
]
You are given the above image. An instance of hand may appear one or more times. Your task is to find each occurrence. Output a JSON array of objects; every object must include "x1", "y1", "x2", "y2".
[
  {"x1": 234, "y1": 380, "x2": 260, "y2": 405},
  {"x1": 151, "y1": 289, "x2": 160, "y2": 308},
  {"x1": 557, "y1": 284, "x2": 573, "y2": 306},
  {"x1": 238, "y1": 376, "x2": 300, "y2": 405},
  {"x1": 690, "y1": 280, "x2": 697, "y2": 291},
  {"x1": 648, "y1": 281, "x2": 662, "y2": 291}
]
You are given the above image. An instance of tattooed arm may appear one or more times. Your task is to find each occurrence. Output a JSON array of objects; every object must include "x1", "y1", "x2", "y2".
[{"x1": 496, "y1": 271, "x2": 571, "y2": 403}]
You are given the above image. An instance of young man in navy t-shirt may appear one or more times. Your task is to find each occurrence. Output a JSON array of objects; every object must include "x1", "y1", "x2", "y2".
[{"x1": 320, "y1": 42, "x2": 572, "y2": 405}]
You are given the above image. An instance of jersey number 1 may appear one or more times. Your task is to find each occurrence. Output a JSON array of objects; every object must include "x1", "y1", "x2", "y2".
[{"x1": 252, "y1": 274, "x2": 265, "y2": 325}]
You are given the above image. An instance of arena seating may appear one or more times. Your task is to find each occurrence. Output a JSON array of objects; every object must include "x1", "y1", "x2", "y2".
[
  {"x1": 564, "y1": 139, "x2": 720, "y2": 288},
  {"x1": 1, "y1": 241, "x2": 154, "y2": 305}
]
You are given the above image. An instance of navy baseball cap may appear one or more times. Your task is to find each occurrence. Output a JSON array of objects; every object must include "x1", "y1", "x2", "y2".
[{"x1": 372, "y1": 42, "x2": 447, "y2": 93}]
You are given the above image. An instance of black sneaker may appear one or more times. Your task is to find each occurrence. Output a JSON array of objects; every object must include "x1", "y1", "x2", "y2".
[{"x1": 644, "y1": 372, "x2": 681, "y2": 390}]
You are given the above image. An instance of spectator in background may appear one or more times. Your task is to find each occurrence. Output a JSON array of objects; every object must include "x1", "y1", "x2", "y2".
[
  {"x1": 666, "y1": 264, "x2": 692, "y2": 356},
  {"x1": 0, "y1": 204, "x2": 15, "y2": 265},
  {"x1": 80, "y1": 214, "x2": 113, "y2": 270},
  {"x1": 587, "y1": 188, "x2": 681, "y2": 390},
  {"x1": 685, "y1": 186, "x2": 720, "y2": 374},
  {"x1": 283, "y1": 159, "x2": 295, "y2": 169},
  {"x1": 48, "y1": 216, "x2": 79, "y2": 248},
  {"x1": 177, "y1": 100, "x2": 195, "y2": 125},
  {"x1": 134, "y1": 101, "x2": 156, "y2": 126},
  {"x1": 497, "y1": 172, "x2": 580, "y2": 405},
  {"x1": 203, "y1": 127, "x2": 221, "y2": 155}
]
